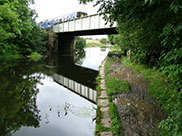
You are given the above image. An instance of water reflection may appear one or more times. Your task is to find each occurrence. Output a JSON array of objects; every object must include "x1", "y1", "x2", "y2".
[
  {"x1": 0, "y1": 47, "x2": 109, "y2": 136},
  {"x1": 56, "y1": 55, "x2": 98, "y2": 89},
  {"x1": 13, "y1": 74, "x2": 96, "y2": 136},
  {"x1": 77, "y1": 47, "x2": 110, "y2": 70},
  {"x1": 0, "y1": 60, "x2": 44, "y2": 136},
  {"x1": 54, "y1": 73, "x2": 97, "y2": 103}
]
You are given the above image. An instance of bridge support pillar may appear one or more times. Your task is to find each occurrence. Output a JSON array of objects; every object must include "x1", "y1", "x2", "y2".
[{"x1": 58, "y1": 34, "x2": 75, "y2": 57}]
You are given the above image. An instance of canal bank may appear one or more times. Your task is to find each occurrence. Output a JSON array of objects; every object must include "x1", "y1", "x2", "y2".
[
  {"x1": 96, "y1": 56, "x2": 166, "y2": 136},
  {"x1": 95, "y1": 58, "x2": 113, "y2": 136}
]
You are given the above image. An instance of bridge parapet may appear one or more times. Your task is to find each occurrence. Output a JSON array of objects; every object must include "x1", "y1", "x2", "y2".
[{"x1": 53, "y1": 14, "x2": 116, "y2": 34}]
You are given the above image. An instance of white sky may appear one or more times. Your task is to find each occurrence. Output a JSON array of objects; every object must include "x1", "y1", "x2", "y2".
[
  {"x1": 30, "y1": 0, "x2": 107, "y2": 39},
  {"x1": 30, "y1": 0, "x2": 99, "y2": 22}
]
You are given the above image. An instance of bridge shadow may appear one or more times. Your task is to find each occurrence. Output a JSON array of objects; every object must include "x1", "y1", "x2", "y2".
[{"x1": 52, "y1": 55, "x2": 98, "y2": 104}]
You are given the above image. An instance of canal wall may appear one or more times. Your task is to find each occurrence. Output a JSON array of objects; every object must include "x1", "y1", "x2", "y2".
[{"x1": 96, "y1": 58, "x2": 113, "y2": 136}]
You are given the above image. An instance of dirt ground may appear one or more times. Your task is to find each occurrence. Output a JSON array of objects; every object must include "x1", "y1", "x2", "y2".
[{"x1": 108, "y1": 58, "x2": 165, "y2": 136}]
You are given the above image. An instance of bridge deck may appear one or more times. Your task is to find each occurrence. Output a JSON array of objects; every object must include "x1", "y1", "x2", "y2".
[{"x1": 53, "y1": 14, "x2": 117, "y2": 34}]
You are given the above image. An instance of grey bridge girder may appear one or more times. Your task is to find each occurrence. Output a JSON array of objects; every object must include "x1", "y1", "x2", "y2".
[{"x1": 53, "y1": 14, "x2": 117, "y2": 35}]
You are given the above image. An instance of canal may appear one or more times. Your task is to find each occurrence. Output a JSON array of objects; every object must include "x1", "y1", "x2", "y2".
[{"x1": 0, "y1": 47, "x2": 110, "y2": 136}]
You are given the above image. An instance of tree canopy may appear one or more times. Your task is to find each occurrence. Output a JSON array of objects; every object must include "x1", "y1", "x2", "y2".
[{"x1": 0, "y1": 0, "x2": 47, "y2": 58}]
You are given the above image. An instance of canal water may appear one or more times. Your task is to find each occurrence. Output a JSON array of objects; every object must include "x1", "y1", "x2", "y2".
[{"x1": 0, "y1": 47, "x2": 110, "y2": 136}]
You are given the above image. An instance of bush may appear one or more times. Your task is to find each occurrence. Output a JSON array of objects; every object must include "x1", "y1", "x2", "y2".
[{"x1": 100, "y1": 38, "x2": 107, "y2": 44}]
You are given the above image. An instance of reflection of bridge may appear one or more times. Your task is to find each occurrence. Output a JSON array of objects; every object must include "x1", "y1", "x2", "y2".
[
  {"x1": 57, "y1": 56, "x2": 99, "y2": 89},
  {"x1": 53, "y1": 73, "x2": 97, "y2": 103}
]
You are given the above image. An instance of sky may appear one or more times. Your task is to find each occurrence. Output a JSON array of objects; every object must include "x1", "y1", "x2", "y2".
[
  {"x1": 30, "y1": 0, "x2": 107, "y2": 39},
  {"x1": 30, "y1": 0, "x2": 99, "y2": 23}
]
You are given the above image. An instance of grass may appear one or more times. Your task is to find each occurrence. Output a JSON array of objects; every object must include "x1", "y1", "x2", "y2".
[
  {"x1": 106, "y1": 77, "x2": 130, "y2": 97},
  {"x1": 95, "y1": 106, "x2": 111, "y2": 136},
  {"x1": 102, "y1": 57, "x2": 130, "y2": 135},
  {"x1": 122, "y1": 57, "x2": 170, "y2": 108},
  {"x1": 109, "y1": 102, "x2": 123, "y2": 136},
  {"x1": 85, "y1": 39, "x2": 109, "y2": 48},
  {"x1": 95, "y1": 124, "x2": 111, "y2": 136},
  {"x1": 104, "y1": 57, "x2": 130, "y2": 98},
  {"x1": 104, "y1": 57, "x2": 118, "y2": 75},
  {"x1": 121, "y1": 57, "x2": 182, "y2": 135},
  {"x1": 96, "y1": 75, "x2": 102, "y2": 97},
  {"x1": 86, "y1": 43, "x2": 109, "y2": 48}
]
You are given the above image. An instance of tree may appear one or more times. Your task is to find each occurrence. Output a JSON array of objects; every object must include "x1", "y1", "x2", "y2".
[
  {"x1": 74, "y1": 37, "x2": 86, "y2": 64},
  {"x1": 79, "y1": 0, "x2": 182, "y2": 135},
  {"x1": 0, "y1": 0, "x2": 47, "y2": 58}
]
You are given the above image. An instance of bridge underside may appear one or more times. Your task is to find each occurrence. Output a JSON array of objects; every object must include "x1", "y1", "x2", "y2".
[{"x1": 57, "y1": 28, "x2": 118, "y2": 36}]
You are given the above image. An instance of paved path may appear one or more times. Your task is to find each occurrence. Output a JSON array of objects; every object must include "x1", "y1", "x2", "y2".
[{"x1": 97, "y1": 58, "x2": 113, "y2": 136}]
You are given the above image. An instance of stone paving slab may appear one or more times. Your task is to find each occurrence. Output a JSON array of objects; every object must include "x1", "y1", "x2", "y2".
[
  {"x1": 101, "y1": 118, "x2": 111, "y2": 128},
  {"x1": 97, "y1": 58, "x2": 113, "y2": 136},
  {"x1": 100, "y1": 107, "x2": 110, "y2": 117},
  {"x1": 100, "y1": 107, "x2": 111, "y2": 127},
  {"x1": 100, "y1": 71, "x2": 105, "y2": 76},
  {"x1": 100, "y1": 79, "x2": 106, "y2": 84},
  {"x1": 100, "y1": 83, "x2": 107, "y2": 90},
  {"x1": 98, "y1": 99, "x2": 109, "y2": 107},
  {"x1": 98, "y1": 91, "x2": 108, "y2": 99},
  {"x1": 100, "y1": 131, "x2": 113, "y2": 136},
  {"x1": 100, "y1": 75, "x2": 105, "y2": 79}
]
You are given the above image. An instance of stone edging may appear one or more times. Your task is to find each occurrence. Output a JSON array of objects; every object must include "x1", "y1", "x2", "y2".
[{"x1": 97, "y1": 58, "x2": 113, "y2": 136}]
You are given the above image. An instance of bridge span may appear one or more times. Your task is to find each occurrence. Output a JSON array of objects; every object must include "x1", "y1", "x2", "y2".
[
  {"x1": 53, "y1": 14, "x2": 117, "y2": 35},
  {"x1": 50, "y1": 14, "x2": 117, "y2": 63}
]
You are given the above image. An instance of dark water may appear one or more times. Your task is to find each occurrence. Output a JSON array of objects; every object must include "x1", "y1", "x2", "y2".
[{"x1": 0, "y1": 47, "x2": 109, "y2": 136}]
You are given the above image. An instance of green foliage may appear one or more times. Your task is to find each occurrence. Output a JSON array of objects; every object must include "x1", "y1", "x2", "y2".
[
  {"x1": 104, "y1": 57, "x2": 118, "y2": 76},
  {"x1": 74, "y1": 37, "x2": 86, "y2": 64},
  {"x1": 96, "y1": 106, "x2": 101, "y2": 124},
  {"x1": 80, "y1": 0, "x2": 182, "y2": 134},
  {"x1": 79, "y1": 0, "x2": 182, "y2": 92},
  {"x1": 96, "y1": 75, "x2": 102, "y2": 97},
  {"x1": 108, "y1": 45, "x2": 125, "y2": 57},
  {"x1": 86, "y1": 43, "x2": 102, "y2": 48},
  {"x1": 28, "y1": 52, "x2": 42, "y2": 61},
  {"x1": 122, "y1": 57, "x2": 182, "y2": 136},
  {"x1": 100, "y1": 38, "x2": 107, "y2": 44},
  {"x1": 103, "y1": 57, "x2": 126, "y2": 135},
  {"x1": 0, "y1": 0, "x2": 48, "y2": 58},
  {"x1": 107, "y1": 35, "x2": 114, "y2": 44},
  {"x1": 29, "y1": 52, "x2": 42, "y2": 57},
  {"x1": 109, "y1": 102, "x2": 123, "y2": 136},
  {"x1": 95, "y1": 124, "x2": 111, "y2": 136},
  {"x1": 105, "y1": 77, "x2": 130, "y2": 97},
  {"x1": 95, "y1": 105, "x2": 111, "y2": 136},
  {"x1": 108, "y1": 50, "x2": 115, "y2": 57},
  {"x1": 76, "y1": 37, "x2": 86, "y2": 50}
]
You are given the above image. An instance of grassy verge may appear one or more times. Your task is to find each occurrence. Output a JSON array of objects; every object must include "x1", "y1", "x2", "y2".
[
  {"x1": 106, "y1": 78, "x2": 130, "y2": 98},
  {"x1": 109, "y1": 102, "x2": 123, "y2": 136},
  {"x1": 103, "y1": 57, "x2": 130, "y2": 135},
  {"x1": 95, "y1": 74, "x2": 111, "y2": 136},
  {"x1": 95, "y1": 106, "x2": 111, "y2": 136},
  {"x1": 105, "y1": 57, "x2": 130, "y2": 99},
  {"x1": 96, "y1": 75, "x2": 102, "y2": 97},
  {"x1": 122, "y1": 57, "x2": 182, "y2": 136},
  {"x1": 85, "y1": 43, "x2": 109, "y2": 48}
]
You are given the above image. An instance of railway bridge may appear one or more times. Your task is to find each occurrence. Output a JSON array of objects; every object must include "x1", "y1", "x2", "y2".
[{"x1": 52, "y1": 14, "x2": 117, "y2": 56}]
